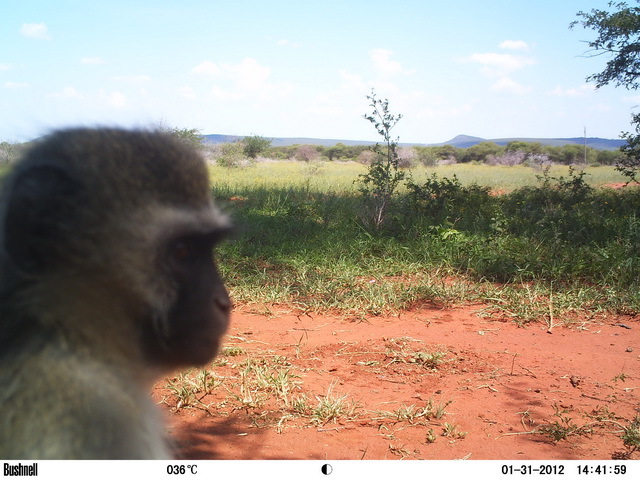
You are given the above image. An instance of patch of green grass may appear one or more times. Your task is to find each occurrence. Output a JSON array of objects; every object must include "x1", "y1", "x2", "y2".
[
  {"x1": 209, "y1": 161, "x2": 366, "y2": 193},
  {"x1": 210, "y1": 162, "x2": 627, "y2": 193},
  {"x1": 212, "y1": 162, "x2": 640, "y2": 320},
  {"x1": 372, "y1": 399, "x2": 452, "y2": 424},
  {"x1": 309, "y1": 384, "x2": 359, "y2": 426},
  {"x1": 221, "y1": 346, "x2": 245, "y2": 357},
  {"x1": 162, "y1": 343, "x2": 463, "y2": 439},
  {"x1": 442, "y1": 422, "x2": 468, "y2": 440},
  {"x1": 533, "y1": 404, "x2": 640, "y2": 456},
  {"x1": 536, "y1": 404, "x2": 594, "y2": 442},
  {"x1": 162, "y1": 368, "x2": 221, "y2": 412},
  {"x1": 621, "y1": 416, "x2": 640, "y2": 456},
  {"x1": 613, "y1": 372, "x2": 630, "y2": 383}
]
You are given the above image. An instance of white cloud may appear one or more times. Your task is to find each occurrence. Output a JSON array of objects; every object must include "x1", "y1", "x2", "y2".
[
  {"x1": 500, "y1": 40, "x2": 530, "y2": 51},
  {"x1": 276, "y1": 39, "x2": 301, "y2": 48},
  {"x1": 463, "y1": 46, "x2": 536, "y2": 97},
  {"x1": 0, "y1": 64, "x2": 12, "y2": 71},
  {"x1": 414, "y1": 103, "x2": 473, "y2": 119},
  {"x1": 81, "y1": 57, "x2": 105, "y2": 65},
  {"x1": 369, "y1": 49, "x2": 413, "y2": 75},
  {"x1": 20, "y1": 23, "x2": 50, "y2": 40},
  {"x1": 3, "y1": 82, "x2": 28, "y2": 89},
  {"x1": 208, "y1": 84, "x2": 243, "y2": 102},
  {"x1": 467, "y1": 52, "x2": 536, "y2": 76},
  {"x1": 177, "y1": 86, "x2": 197, "y2": 99},
  {"x1": 491, "y1": 77, "x2": 531, "y2": 95},
  {"x1": 105, "y1": 91, "x2": 127, "y2": 109},
  {"x1": 338, "y1": 69, "x2": 367, "y2": 91},
  {"x1": 113, "y1": 75, "x2": 151, "y2": 83},
  {"x1": 46, "y1": 87, "x2": 82, "y2": 99},
  {"x1": 191, "y1": 60, "x2": 221, "y2": 76},
  {"x1": 224, "y1": 58, "x2": 271, "y2": 90},
  {"x1": 548, "y1": 84, "x2": 594, "y2": 97},
  {"x1": 307, "y1": 93, "x2": 345, "y2": 116},
  {"x1": 192, "y1": 58, "x2": 292, "y2": 102}
]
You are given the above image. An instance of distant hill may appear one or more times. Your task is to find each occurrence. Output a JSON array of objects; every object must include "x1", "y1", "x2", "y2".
[
  {"x1": 202, "y1": 133, "x2": 625, "y2": 151},
  {"x1": 435, "y1": 135, "x2": 486, "y2": 148},
  {"x1": 436, "y1": 134, "x2": 626, "y2": 151},
  {"x1": 202, "y1": 134, "x2": 376, "y2": 147},
  {"x1": 201, "y1": 134, "x2": 245, "y2": 144}
]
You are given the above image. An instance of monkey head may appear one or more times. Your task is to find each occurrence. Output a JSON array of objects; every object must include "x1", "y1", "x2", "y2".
[{"x1": 0, "y1": 128, "x2": 232, "y2": 373}]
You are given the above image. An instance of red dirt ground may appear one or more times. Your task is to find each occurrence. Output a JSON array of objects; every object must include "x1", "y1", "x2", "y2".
[{"x1": 154, "y1": 304, "x2": 640, "y2": 461}]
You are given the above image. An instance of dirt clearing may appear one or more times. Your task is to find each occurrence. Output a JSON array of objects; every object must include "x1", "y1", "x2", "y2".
[{"x1": 154, "y1": 304, "x2": 640, "y2": 460}]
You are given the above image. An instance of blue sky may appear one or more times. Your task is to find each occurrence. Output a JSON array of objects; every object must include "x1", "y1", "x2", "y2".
[{"x1": 1, "y1": 0, "x2": 637, "y2": 143}]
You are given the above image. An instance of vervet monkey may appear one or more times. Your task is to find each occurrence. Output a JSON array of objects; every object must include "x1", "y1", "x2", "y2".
[{"x1": 0, "y1": 128, "x2": 232, "y2": 459}]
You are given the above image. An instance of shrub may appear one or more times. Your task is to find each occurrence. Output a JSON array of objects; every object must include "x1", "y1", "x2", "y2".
[
  {"x1": 294, "y1": 144, "x2": 320, "y2": 162},
  {"x1": 397, "y1": 147, "x2": 417, "y2": 168},
  {"x1": 500, "y1": 167, "x2": 602, "y2": 244},
  {"x1": 405, "y1": 174, "x2": 495, "y2": 232},
  {"x1": 216, "y1": 142, "x2": 247, "y2": 168},
  {"x1": 242, "y1": 135, "x2": 272, "y2": 159},
  {"x1": 486, "y1": 150, "x2": 527, "y2": 166},
  {"x1": 357, "y1": 150, "x2": 378, "y2": 165},
  {"x1": 0, "y1": 141, "x2": 25, "y2": 163}
]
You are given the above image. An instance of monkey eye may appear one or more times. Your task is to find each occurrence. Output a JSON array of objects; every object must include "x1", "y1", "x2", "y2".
[
  {"x1": 168, "y1": 228, "x2": 230, "y2": 265},
  {"x1": 171, "y1": 240, "x2": 192, "y2": 262}
]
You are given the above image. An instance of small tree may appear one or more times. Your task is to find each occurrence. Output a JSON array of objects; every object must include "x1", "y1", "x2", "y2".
[
  {"x1": 460, "y1": 141, "x2": 503, "y2": 163},
  {"x1": 216, "y1": 142, "x2": 246, "y2": 168},
  {"x1": 0, "y1": 141, "x2": 23, "y2": 163},
  {"x1": 294, "y1": 144, "x2": 319, "y2": 162},
  {"x1": 397, "y1": 146, "x2": 417, "y2": 168},
  {"x1": 172, "y1": 127, "x2": 203, "y2": 148},
  {"x1": 325, "y1": 143, "x2": 347, "y2": 161},
  {"x1": 358, "y1": 89, "x2": 405, "y2": 229},
  {"x1": 242, "y1": 134, "x2": 271, "y2": 159},
  {"x1": 413, "y1": 146, "x2": 439, "y2": 166},
  {"x1": 486, "y1": 150, "x2": 527, "y2": 166},
  {"x1": 357, "y1": 149, "x2": 378, "y2": 165},
  {"x1": 152, "y1": 122, "x2": 204, "y2": 150}
]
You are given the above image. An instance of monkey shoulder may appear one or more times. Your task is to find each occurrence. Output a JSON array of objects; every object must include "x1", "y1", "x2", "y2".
[{"x1": 0, "y1": 344, "x2": 170, "y2": 459}]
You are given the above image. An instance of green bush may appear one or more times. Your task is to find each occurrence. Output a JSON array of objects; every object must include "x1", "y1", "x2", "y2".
[
  {"x1": 217, "y1": 142, "x2": 247, "y2": 168},
  {"x1": 404, "y1": 174, "x2": 495, "y2": 233},
  {"x1": 500, "y1": 167, "x2": 640, "y2": 246}
]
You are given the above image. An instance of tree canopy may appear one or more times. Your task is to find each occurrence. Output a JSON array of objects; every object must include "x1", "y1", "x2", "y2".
[
  {"x1": 573, "y1": 1, "x2": 640, "y2": 181},
  {"x1": 572, "y1": 1, "x2": 640, "y2": 90},
  {"x1": 242, "y1": 135, "x2": 272, "y2": 159}
]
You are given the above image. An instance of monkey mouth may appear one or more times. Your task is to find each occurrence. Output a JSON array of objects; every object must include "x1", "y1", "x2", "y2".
[{"x1": 175, "y1": 313, "x2": 229, "y2": 366}]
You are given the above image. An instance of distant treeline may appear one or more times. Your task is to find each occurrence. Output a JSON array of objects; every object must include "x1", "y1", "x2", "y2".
[
  {"x1": 263, "y1": 141, "x2": 625, "y2": 166},
  {"x1": 1, "y1": 136, "x2": 626, "y2": 167}
]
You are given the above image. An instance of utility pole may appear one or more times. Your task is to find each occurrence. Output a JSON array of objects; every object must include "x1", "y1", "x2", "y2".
[{"x1": 583, "y1": 126, "x2": 587, "y2": 165}]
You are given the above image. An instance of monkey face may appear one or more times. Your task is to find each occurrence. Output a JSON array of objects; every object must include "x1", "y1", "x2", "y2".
[{"x1": 141, "y1": 221, "x2": 233, "y2": 369}]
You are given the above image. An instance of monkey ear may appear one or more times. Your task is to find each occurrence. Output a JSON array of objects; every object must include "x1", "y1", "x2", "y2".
[{"x1": 3, "y1": 165, "x2": 80, "y2": 273}]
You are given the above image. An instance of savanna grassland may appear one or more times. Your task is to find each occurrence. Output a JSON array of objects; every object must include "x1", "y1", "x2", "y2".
[
  {"x1": 155, "y1": 159, "x2": 640, "y2": 461},
  {"x1": 209, "y1": 161, "x2": 640, "y2": 319}
]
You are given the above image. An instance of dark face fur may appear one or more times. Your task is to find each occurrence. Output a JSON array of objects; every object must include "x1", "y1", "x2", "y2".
[{"x1": 143, "y1": 225, "x2": 232, "y2": 368}]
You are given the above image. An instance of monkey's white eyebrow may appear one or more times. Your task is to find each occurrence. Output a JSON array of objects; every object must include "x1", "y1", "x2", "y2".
[
  {"x1": 189, "y1": 210, "x2": 233, "y2": 237},
  {"x1": 189, "y1": 224, "x2": 234, "y2": 244},
  {"x1": 146, "y1": 205, "x2": 232, "y2": 240}
]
